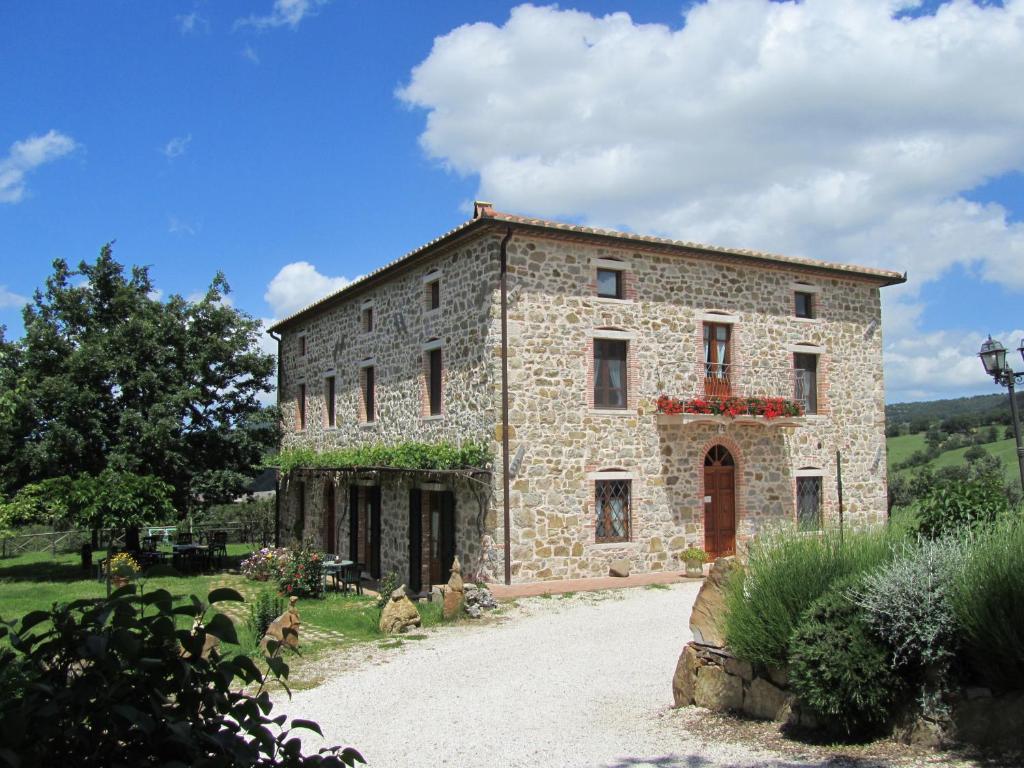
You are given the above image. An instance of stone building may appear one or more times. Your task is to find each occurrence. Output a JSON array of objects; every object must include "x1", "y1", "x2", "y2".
[{"x1": 268, "y1": 203, "x2": 904, "y2": 589}]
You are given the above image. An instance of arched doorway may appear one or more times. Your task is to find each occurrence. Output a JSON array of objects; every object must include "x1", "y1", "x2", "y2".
[{"x1": 703, "y1": 445, "x2": 736, "y2": 558}]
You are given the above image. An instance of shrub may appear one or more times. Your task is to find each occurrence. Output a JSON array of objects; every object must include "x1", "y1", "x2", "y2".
[
  {"x1": 0, "y1": 586, "x2": 362, "y2": 766},
  {"x1": 278, "y1": 546, "x2": 325, "y2": 599},
  {"x1": 376, "y1": 570, "x2": 402, "y2": 611},
  {"x1": 679, "y1": 547, "x2": 707, "y2": 564},
  {"x1": 242, "y1": 547, "x2": 290, "y2": 581},
  {"x1": 248, "y1": 589, "x2": 286, "y2": 644},
  {"x1": 106, "y1": 551, "x2": 141, "y2": 579},
  {"x1": 852, "y1": 537, "x2": 963, "y2": 720},
  {"x1": 950, "y1": 518, "x2": 1024, "y2": 689},
  {"x1": 789, "y1": 581, "x2": 903, "y2": 737},
  {"x1": 916, "y1": 478, "x2": 1009, "y2": 539},
  {"x1": 724, "y1": 527, "x2": 898, "y2": 667}
]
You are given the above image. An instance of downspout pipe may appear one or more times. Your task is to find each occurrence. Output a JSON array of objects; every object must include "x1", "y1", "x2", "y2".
[
  {"x1": 268, "y1": 329, "x2": 282, "y2": 548},
  {"x1": 499, "y1": 226, "x2": 514, "y2": 586}
]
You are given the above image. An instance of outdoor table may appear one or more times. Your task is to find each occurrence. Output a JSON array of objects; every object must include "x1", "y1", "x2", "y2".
[
  {"x1": 322, "y1": 559, "x2": 353, "y2": 593},
  {"x1": 172, "y1": 543, "x2": 210, "y2": 572}
]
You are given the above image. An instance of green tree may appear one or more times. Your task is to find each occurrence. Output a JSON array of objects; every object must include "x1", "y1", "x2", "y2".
[{"x1": 0, "y1": 245, "x2": 279, "y2": 540}]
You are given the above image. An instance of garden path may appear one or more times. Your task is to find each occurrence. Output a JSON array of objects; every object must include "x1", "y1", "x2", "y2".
[{"x1": 273, "y1": 582, "x2": 939, "y2": 767}]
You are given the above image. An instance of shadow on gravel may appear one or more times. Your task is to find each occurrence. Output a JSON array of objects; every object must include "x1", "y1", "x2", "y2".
[{"x1": 601, "y1": 755, "x2": 898, "y2": 768}]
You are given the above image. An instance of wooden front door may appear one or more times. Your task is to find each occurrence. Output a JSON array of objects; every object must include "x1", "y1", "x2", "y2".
[
  {"x1": 427, "y1": 491, "x2": 456, "y2": 586},
  {"x1": 324, "y1": 484, "x2": 336, "y2": 554},
  {"x1": 703, "y1": 445, "x2": 736, "y2": 558}
]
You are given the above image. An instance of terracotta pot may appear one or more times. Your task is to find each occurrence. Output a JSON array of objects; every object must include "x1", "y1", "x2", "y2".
[{"x1": 684, "y1": 561, "x2": 704, "y2": 578}]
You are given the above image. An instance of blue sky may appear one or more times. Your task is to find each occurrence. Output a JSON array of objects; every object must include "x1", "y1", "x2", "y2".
[{"x1": 2, "y1": 0, "x2": 1023, "y2": 403}]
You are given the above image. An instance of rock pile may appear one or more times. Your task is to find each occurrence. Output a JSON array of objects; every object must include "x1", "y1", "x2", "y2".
[
  {"x1": 463, "y1": 583, "x2": 498, "y2": 618},
  {"x1": 380, "y1": 586, "x2": 422, "y2": 635}
]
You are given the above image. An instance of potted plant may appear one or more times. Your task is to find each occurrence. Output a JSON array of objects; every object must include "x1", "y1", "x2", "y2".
[
  {"x1": 680, "y1": 547, "x2": 707, "y2": 577},
  {"x1": 107, "y1": 551, "x2": 141, "y2": 588}
]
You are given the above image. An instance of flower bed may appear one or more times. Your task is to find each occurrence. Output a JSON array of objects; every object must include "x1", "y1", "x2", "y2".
[
  {"x1": 240, "y1": 547, "x2": 289, "y2": 581},
  {"x1": 241, "y1": 545, "x2": 325, "y2": 599},
  {"x1": 656, "y1": 394, "x2": 803, "y2": 419}
]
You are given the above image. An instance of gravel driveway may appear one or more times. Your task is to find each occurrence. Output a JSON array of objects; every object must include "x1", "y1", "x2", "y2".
[{"x1": 275, "y1": 583, "x2": 963, "y2": 767}]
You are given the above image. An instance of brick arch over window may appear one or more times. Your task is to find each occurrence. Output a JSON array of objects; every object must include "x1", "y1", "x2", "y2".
[{"x1": 695, "y1": 436, "x2": 746, "y2": 555}]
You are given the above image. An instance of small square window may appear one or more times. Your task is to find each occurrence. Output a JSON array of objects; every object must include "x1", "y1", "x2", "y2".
[
  {"x1": 595, "y1": 479, "x2": 630, "y2": 542},
  {"x1": 361, "y1": 306, "x2": 374, "y2": 333},
  {"x1": 795, "y1": 292, "x2": 814, "y2": 319},
  {"x1": 596, "y1": 268, "x2": 623, "y2": 299}
]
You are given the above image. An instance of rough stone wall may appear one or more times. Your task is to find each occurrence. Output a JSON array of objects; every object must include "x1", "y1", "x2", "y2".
[
  {"x1": 501, "y1": 232, "x2": 889, "y2": 581},
  {"x1": 276, "y1": 231, "x2": 505, "y2": 583},
  {"x1": 280, "y1": 472, "x2": 487, "y2": 586}
]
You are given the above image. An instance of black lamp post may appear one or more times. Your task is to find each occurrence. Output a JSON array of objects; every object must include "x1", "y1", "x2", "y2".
[{"x1": 978, "y1": 335, "x2": 1024, "y2": 492}]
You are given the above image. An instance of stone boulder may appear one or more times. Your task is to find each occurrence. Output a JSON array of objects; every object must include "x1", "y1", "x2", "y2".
[
  {"x1": 609, "y1": 558, "x2": 631, "y2": 577},
  {"x1": 689, "y1": 557, "x2": 740, "y2": 647},
  {"x1": 260, "y1": 596, "x2": 301, "y2": 655},
  {"x1": 442, "y1": 556, "x2": 465, "y2": 620},
  {"x1": 743, "y1": 677, "x2": 792, "y2": 721},
  {"x1": 672, "y1": 643, "x2": 699, "y2": 707},
  {"x1": 464, "y1": 583, "x2": 498, "y2": 619},
  {"x1": 693, "y1": 664, "x2": 743, "y2": 712},
  {"x1": 380, "y1": 585, "x2": 422, "y2": 635}
]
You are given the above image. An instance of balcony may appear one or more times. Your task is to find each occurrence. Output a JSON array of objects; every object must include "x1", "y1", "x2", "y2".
[{"x1": 655, "y1": 364, "x2": 813, "y2": 429}]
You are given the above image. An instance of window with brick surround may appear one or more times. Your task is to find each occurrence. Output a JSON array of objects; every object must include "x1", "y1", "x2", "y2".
[
  {"x1": 424, "y1": 271, "x2": 441, "y2": 312},
  {"x1": 427, "y1": 348, "x2": 443, "y2": 416},
  {"x1": 298, "y1": 334, "x2": 306, "y2": 356},
  {"x1": 360, "y1": 364, "x2": 376, "y2": 423},
  {"x1": 324, "y1": 375, "x2": 336, "y2": 427},
  {"x1": 594, "y1": 338, "x2": 628, "y2": 409},
  {"x1": 596, "y1": 268, "x2": 623, "y2": 299},
  {"x1": 793, "y1": 352, "x2": 818, "y2": 415},
  {"x1": 296, "y1": 383, "x2": 306, "y2": 431},
  {"x1": 595, "y1": 479, "x2": 631, "y2": 542},
  {"x1": 795, "y1": 291, "x2": 814, "y2": 319},
  {"x1": 796, "y1": 475, "x2": 823, "y2": 531},
  {"x1": 361, "y1": 303, "x2": 374, "y2": 333}
]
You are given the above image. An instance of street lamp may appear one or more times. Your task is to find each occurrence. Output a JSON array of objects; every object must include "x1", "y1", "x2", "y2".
[{"x1": 978, "y1": 335, "x2": 1024, "y2": 492}]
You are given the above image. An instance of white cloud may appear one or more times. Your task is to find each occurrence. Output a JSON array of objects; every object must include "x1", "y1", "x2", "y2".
[
  {"x1": 241, "y1": 44, "x2": 261, "y2": 64},
  {"x1": 162, "y1": 134, "x2": 192, "y2": 160},
  {"x1": 264, "y1": 261, "x2": 351, "y2": 319},
  {"x1": 168, "y1": 215, "x2": 198, "y2": 235},
  {"x1": 398, "y1": 1, "x2": 1024, "y2": 292},
  {"x1": 176, "y1": 12, "x2": 210, "y2": 35},
  {"x1": 0, "y1": 130, "x2": 78, "y2": 203},
  {"x1": 0, "y1": 285, "x2": 28, "y2": 309},
  {"x1": 235, "y1": 0, "x2": 327, "y2": 31}
]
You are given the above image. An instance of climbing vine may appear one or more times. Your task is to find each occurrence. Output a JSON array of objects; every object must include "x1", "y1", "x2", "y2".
[{"x1": 268, "y1": 441, "x2": 493, "y2": 477}]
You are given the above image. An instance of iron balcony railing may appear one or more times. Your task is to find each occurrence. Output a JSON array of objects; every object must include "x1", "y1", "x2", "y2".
[{"x1": 693, "y1": 363, "x2": 817, "y2": 414}]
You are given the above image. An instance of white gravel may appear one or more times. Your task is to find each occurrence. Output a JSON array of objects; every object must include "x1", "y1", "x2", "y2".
[{"x1": 274, "y1": 584, "x2": 901, "y2": 767}]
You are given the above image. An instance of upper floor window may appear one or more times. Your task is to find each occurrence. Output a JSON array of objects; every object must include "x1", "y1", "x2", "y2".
[
  {"x1": 360, "y1": 364, "x2": 376, "y2": 423},
  {"x1": 424, "y1": 271, "x2": 441, "y2": 312},
  {"x1": 298, "y1": 335, "x2": 307, "y2": 356},
  {"x1": 361, "y1": 302, "x2": 374, "y2": 333},
  {"x1": 426, "y1": 347, "x2": 443, "y2": 416},
  {"x1": 793, "y1": 352, "x2": 818, "y2": 414},
  {"x1": 594, "y1": 338, "x2": 628, "y2": 409},
  {"x1": 795, "y1": 291, "x2": 814, "y2": 319},
  {"x1": 297, "y1": 383, "x2": 306, "y2": 431},
  {"x1": 703, "y1": 322, "x2": 731, "y2": 398},
  {"x1": 325, "y1": 375, "x2": 336, "y2": 427},
  {"x1": 596, "y1": 268, "x2": 623, "y2": 299}
]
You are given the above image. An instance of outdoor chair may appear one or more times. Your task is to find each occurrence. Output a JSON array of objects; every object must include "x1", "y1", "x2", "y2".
[
  {"x1": 209, "y1": 531, "x2": 228, "y2": 567},
  {"x1": 341, "y1": 561, "x2": 364, "y2": 595},
  {"x1": 175, "y1": 532, "x2": 193, "y2": 546}
]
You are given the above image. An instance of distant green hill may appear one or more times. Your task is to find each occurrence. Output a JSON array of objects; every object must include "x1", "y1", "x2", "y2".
[{"x1": 886, "y1": 393, "x2": 1021, "y2": 429}]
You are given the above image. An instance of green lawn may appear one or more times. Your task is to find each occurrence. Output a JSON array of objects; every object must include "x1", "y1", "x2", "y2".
[
  {"x1": 0, "y1": 546, "x2": 450, "y2": 664},
  {"x1": 930, "y1": 437, "x2": 1020, "y2": 485},
  {"x1": 886, "y1": 432, "x2": 927, "y2": 470}
]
